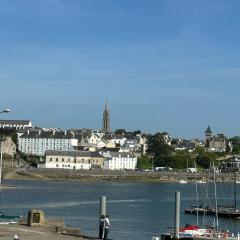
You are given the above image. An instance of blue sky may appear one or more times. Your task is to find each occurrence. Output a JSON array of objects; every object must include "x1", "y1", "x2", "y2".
[{"x1": 0, "y1": 0, "x2": 239, "y2": 138}]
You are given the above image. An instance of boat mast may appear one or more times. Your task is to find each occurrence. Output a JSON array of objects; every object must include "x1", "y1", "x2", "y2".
[
  {"x1": 213, "y1": 161, "x2": 219, "y2": 238},
  {"x1": 194, "y1": 161, "x2": 199, "y2": 226},
  {"x1": 234, "y1": 172, "x2": 237, "y2": 210}
]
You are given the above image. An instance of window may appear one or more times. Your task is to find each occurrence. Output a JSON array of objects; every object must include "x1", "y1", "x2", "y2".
[
  {"x1": 62, "y1": 158, "x2": 64, "y2": 162},
  {"x1": 50, "y1": 158, "x2": 52, "y2": 162},
  {"x1": 56, "y1": 158, "x2": 58, "y2": 162},
  {"x1": 56, "y1": 164, "x2": 59, "y2": 167}
]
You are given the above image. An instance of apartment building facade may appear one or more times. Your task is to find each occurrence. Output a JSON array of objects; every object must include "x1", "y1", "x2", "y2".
[
  {"x1": 103, "y1": 152, "x2": 137, "y2": 170},
  {"x1": 43, "y1": 150, "x2": 104, "y2": 169},
  {"x1": 18, "y1": 130, "x2": 78, "y2": 156}
]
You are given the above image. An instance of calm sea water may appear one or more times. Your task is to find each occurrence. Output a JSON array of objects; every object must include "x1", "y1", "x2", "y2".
[{"x1": 1, "y1": 180, "x2": 240, "y2": 240}]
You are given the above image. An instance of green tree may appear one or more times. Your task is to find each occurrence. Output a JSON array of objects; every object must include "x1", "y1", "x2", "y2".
[
  {"x1": 137, "y1": 155, "x2": 152, "y2": 169},
  {"x1": 19, "y1": 152, "x2": 40, "y2": 167},
  {"x1": 132, "y1": 130, "x2": 141, "y2": 135},
  {"x1": 196, "y1": 152, "x2": 216, "y2": 169},
  {"x1": 115, "y1": 129, "x2": 126, "y2": 136},
  {"x1": 171, "y1": 151, "x2": 195, "y2": 169},
  {"x1": 229, "y1": 136, "x2": 240, "y2": 154},
  {"x1": 147, "y1": 133, "x2": 172, "y2": 167}
]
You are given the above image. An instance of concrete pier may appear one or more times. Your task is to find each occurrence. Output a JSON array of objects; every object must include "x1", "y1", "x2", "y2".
[{"x1": 0, "y1": 219, "x2": 98, "y2": 240}]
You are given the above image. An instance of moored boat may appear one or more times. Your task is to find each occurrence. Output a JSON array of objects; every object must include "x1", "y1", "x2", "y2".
[
  {"x1": 161, "y1": 225, "x2": 239, "y2": 240},
  {"x1": 185, "y1": 172, "x2": 240, "y2": 219},
  {"x1": 179, "y1": 179, "x2": 188, "y2": 184}
]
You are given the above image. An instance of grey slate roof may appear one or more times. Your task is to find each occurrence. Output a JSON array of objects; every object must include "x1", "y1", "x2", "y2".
[
  {"x1": 205, "y1": 126, "x2": 212, "y2": 134},
  {"x1": 0, "y1": 120, "x2": 31, "y2": 125},
  {"x1": 19, "y1": 131, "x2": 75, "y2": 139},
  {"x1": 108, "y1": 152, "x2": 136, "y2": 158},
  {"x1": 45, "y1": 150, "x2": 104, "y2": 158}
]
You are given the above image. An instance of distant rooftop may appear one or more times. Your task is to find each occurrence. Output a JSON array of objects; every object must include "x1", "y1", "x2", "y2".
[
  {"x1": 0, "y1": 120, "x2": 31, "y2": 125},
  {"x1": 19, "y1": 130, "x2": 75, "y2": 139},
  {"x1": 45, "y1": 150, "x2": 104, "y2": 158}
]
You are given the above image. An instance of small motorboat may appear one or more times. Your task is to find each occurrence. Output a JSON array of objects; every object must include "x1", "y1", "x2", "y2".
[
  {"x1": 178, "y1": 179, "x2": 187, "y2": 184},
  {"x1": 196, "y1": 180, "x2": 207, "y2": 184}
]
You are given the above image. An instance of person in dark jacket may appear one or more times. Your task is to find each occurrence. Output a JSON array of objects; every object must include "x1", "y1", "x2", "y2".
[{"x1": 99, "y1": 215, "x2": 105, "y2": 239}]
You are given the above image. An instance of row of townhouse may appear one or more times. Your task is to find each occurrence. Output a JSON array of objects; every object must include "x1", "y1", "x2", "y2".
[
  {"x1": 18, "y1": 130, "x2": 78, "y2": 156},
  {"x1": 39, "y1": 150, "x2": 137, "y2": 170},
  {"x1": 41, "y1": 150, "x2": 104, "y2": 170}
]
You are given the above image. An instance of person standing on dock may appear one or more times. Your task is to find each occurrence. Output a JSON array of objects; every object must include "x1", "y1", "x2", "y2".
[
  {"x1": 99, "y1": 215, "x2": 105, "y2": 239},
  {"x1": 103, "y1": 214, "x2": 110, "y2": 240}
]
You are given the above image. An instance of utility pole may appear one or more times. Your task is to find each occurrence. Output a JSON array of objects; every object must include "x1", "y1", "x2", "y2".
[{"x1": 0, "y1": 138, "x2": 4, "y2": 184}]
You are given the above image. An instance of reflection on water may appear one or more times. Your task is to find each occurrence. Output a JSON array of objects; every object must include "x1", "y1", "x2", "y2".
[{"x1": 0, "y1": 180, "x2": 240, "y2": 240}]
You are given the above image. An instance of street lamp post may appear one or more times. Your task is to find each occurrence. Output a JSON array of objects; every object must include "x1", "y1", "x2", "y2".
[
  {"x1": 0, "y1": 139, "x2": 4, "y2": 184},
  {"x1": 0, "y1": 108, "x2": 10, "y2": 184}
]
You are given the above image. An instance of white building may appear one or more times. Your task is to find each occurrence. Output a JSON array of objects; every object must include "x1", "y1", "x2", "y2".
[
  {"x1": 1, "y1": 137, "x2": 16, "y2": 156},
  {"x1": 0, "y1": 120, "x2": 33, "y2": 130},
  {"x1": 109, "y1": 137, "x2": 127, "y2": 146},
  {"x1": 42, "y1": 150, "x2": 104, "y2": 169},
  {"x1": 103, "y1": 152, "x2": 137, "y2": 170},
  {"x1": 18, "y1": 130, "x2": 78, "y2": 156},
  {"x1": 87, "y1": 132, "x2": 104, "y2": 144}
]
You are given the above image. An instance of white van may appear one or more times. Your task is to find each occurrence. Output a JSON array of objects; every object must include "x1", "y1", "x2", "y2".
[{"x1": 187, "y1": 168, "x2": 197, "y2": 173}]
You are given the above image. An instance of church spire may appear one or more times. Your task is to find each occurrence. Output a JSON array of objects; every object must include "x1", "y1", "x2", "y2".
[
  {"x1": 102, "y1": 98, "x2": 110, "y2": 133},
  {"x1": 105, "y1": 97, "x2": 108, "y2": 111}
]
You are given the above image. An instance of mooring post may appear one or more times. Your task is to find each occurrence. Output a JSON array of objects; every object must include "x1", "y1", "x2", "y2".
[
  {"x1": 175, "y1": 191, "x2": 180, "y2": 240},
  {"x1": 100, "y1": 196, "x2": 107, "y2": 217},
  {"x1": 99, "y1": 196, "x2": 107, "y2": 238}
]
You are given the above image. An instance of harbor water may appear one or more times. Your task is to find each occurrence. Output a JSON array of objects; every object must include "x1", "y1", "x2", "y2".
[{"x1": 1, "y1": 180, "x2": 240, "y2": 240}]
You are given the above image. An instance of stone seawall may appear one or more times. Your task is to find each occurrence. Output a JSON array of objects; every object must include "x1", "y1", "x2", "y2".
[{"x1": 4, "y1": 168, "x2": 238, "y2": 183}]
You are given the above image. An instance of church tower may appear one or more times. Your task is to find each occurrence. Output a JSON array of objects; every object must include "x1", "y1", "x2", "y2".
[
  {"x1": 205, "y1": 125, "x2": 212, "y2": 141},
  {"x1": 102, "y1": 99, "x2": 110, "y2": 133},
  {"x1": 205, "y1": 125, "x2": 212, "y2": 148}
]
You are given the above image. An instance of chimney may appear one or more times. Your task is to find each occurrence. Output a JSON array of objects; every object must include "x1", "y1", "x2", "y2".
[
  {"x1": 53, "y1": 130, "x2": 55, "y2": 136},
  {"x1": 27, "y1": 130, "x2": 30, "y2": 135},
  {"x1": 39, "y1": 130, "x2": 41, "y2": 135},
  {"x1": 64, "y1": 131, "x2": 67, "y2": 135}
]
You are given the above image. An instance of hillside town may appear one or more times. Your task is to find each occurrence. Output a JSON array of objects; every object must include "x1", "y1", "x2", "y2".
[{"x1": 0, "y1": 102, "x2": 240, "y2": 173}]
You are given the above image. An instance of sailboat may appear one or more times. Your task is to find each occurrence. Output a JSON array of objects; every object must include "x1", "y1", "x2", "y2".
[
  {"x1": 160, "y1": 168, "x2": 239, "y2": 240},
  {"x1": 185, "y1": 172, "x2": 240, "y2": 218}
]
